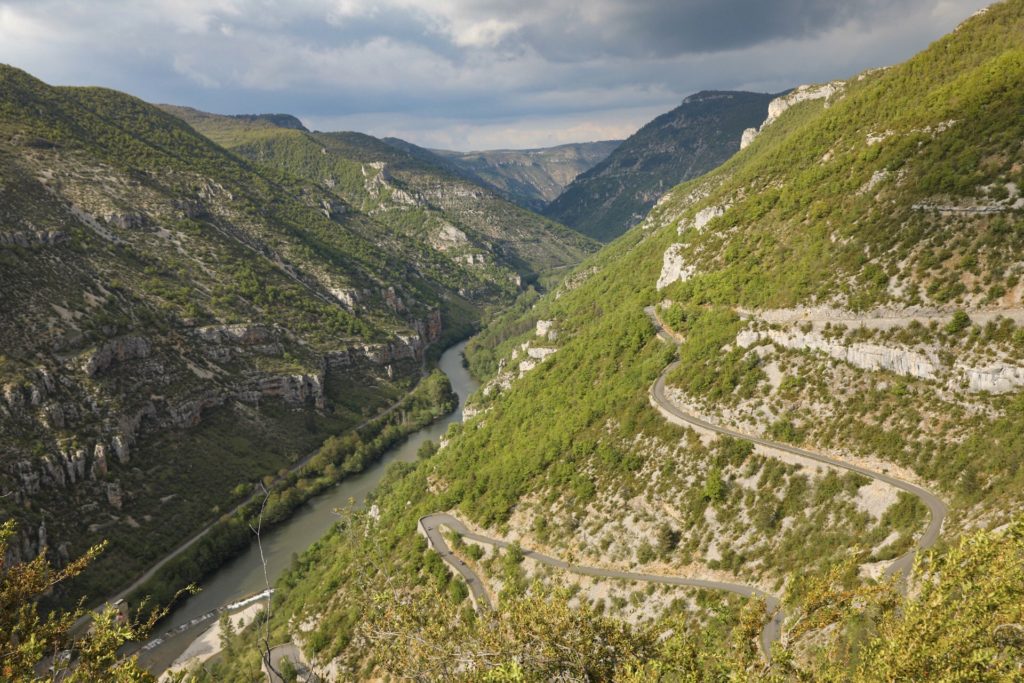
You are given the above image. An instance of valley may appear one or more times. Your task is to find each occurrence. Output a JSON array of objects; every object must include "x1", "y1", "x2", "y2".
[{"x1": 3, "y1": 1, "x2": 1024, "y2": 681}]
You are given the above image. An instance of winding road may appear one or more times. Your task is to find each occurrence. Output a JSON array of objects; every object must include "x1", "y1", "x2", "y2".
[
  {"x1": 645, "y1": 307, "x2": 946, "y2": 580},
  {"x1": 419, "y1": 308, "x2": 948, "y2": 658},
  {"x1": 419, "y1": 513, "x2": 783, "y2": 655}
]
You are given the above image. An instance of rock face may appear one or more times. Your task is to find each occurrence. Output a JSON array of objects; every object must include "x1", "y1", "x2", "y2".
[
  {"x1": 106, "y1": 481, "x2": 123, "y2": 510},
  {"x1": 764, "y1": 82, "x2": 843, "y2": 127},
  {"x1": 105, "y1": 211, "x2": 151, "y2": 230},
  {"x1": 0, "y1": 230, "x2": 67, "y2": 246},
  {"x1": 429, "y1": 222, "x2": 470, "y2": 251},
  {"x1": 657, "y1": 244, "x2": 695, "y2": 290},
  {"x1": 736, "y1": 327, "x2": 1024, "y2": 394},
  {"x1": 740, "y1": 128, "x2": 759, "y2": 150},
  {"x1": 535, "y1": 320, "x2": 558, "y2": 341},
  {"x1": 738, "y1": 328, "x2": 937, "y2": 379},
  {"x1": 82, "y1": 337, "x2": 151, "y2": 377},
  {"x1": 741, "y1": 82, "x2": 844, "y2": 148},
  {"x1": 961, "y1": 364, "x2": 1024, "y2": 393},
  {"x1": 692, "y1": 204, "x2": 729, "y2": 232}
]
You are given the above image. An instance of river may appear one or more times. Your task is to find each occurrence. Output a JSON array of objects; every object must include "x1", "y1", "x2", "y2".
[{"x1": 138, "y1": 341, "x2": 478, "y2": 674}]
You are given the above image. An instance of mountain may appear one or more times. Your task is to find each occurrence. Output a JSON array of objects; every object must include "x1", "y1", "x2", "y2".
[
  {"x1": 165, "y1": 107, "x2": 597, "y2": 292},
  {"x1": 205, "y1": 3, "x2": 1024, "y2": 678},
  {"x1": 544, "y1": 90, "x2": 776, "y2": 241},
  {"x1": 427, "y1": 140, "x2": 622, "y2": 212},
  {"x1": 0, "y1": 66, "x2": 592, "y2": 608}
]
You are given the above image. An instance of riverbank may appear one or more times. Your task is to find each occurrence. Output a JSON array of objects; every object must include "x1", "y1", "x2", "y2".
[
  {"x1": 125, "y1": 369, "x2": 456, "y2": 613},
  {"x1": 136, "y1": 341, "x2": 479, "y2": 675}
]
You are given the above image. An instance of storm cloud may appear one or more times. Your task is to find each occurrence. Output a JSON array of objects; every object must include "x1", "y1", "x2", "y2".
[{"x1": 0, "y1": 0, "x2": 991, "y2": 149}]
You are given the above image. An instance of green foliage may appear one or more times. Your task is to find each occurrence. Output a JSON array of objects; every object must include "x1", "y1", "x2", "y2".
[
  {"x1": 647, "y1": 0, "x2": 1024, "y2": 310},
  {"x1": 664, "y1": 305, "x2": 764, "y2": 404},
  {"x1": 945, "y1": 309, "x2": 972, "y2": 334},
  {"x1": 0, "y1": 520, "x2": 171, "y2": 682}
]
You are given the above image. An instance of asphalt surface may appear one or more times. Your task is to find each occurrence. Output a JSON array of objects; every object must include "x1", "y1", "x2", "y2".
[
  {"x1": 420, "y1": 513, "x2": 782, "y2": 655},
  {"x1": 418, "y1": 309, "x2": 948, "y2": 659}
]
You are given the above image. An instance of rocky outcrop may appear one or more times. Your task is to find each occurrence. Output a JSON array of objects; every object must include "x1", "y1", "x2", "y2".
[
  {"x1": 92, "y1": 443, "x2": 109, "y2": 478},
  {"x1": 105, "y1": 211, "x2": 152, "y2": 230},
  {"x1": 536, "y1": 320, "x2": 557, "y2": 341},
  {"x1": 106, "y1": 481, "x2": 123, "y2": 510},
  {"x1": 738, "y1": 328, "x2": 937, "y2": 379},
  {"x1": 657, "y1": 244, "x2": 695, "y2": 290},
  {"x1": 167, "y1": 390, "x2": 227, "y2": 429},
  {"x1": 327, "y1": 336, "x2": 424, "y2": 370},
  {"x1": 111, "y1": 434, "x2": 130, "y2": 464},
  {"x1": 741, "y1": 82, "x2": 844, "y2": 148},
  {"x1": 960, "y1": 365, "x2": 1024, "y2": 394},
  {"x1": 194, "y1": 324, "x2": 274, "y2": 346},
  {"x1": 193, "y1": 324, "x2": 282, "y2": 361},
  {"x1": 83, "y1": 336, "x2": 151, "y2": 377},
  {"x1": 456, "y1": 253, "x2": 487, "y2": 266},
  {"x1": 363, "y1": 163, "x2": 425, "y2": 207},
  {"x1": 737, "y1": 327, "x2": 1024, "y2": 394},
  {"x1": 415, "y1": 309, "x2": 443, "y2": 344},
  {"x1": 172, "y1": 198, "x2": 210, "y2": 219},
  {"x1": 252, "y1": 374, "x2": 325, "y2": 409},
  {"x1": 330, "y1": 288, "x2": 360, "y2": 310},
  {"x1": 765, "y1": 83, "x2": 843, "y2": 126},
  {"x1": 0, "y1": 230, "x2": 68, "y2": 247},
  {"x1": 382, "y1": 286, "x2": 405, "y2": 313},
  {"x1": 429, "y1": 222, "x2": 470, "y2": 251},
  {"x1": 740, "y1": 128, "x2": 759, "y2": 150},
  {"x1": 691, "y1": 204, "x2": 730, "y2": 232},
  {"x1": 319, "y1": 198, "x2": 346, "y2": 219}
]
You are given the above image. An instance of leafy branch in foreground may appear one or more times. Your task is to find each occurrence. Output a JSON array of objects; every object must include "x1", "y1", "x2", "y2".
[
  {"x1": 1, "y1": 520, "x2": 185, "y2": 682},
  {"x1": 360, "y1": 518, "x2": 1024, "y2": 682}
]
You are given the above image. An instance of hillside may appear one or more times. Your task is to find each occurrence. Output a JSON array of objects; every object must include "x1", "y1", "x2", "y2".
[
  {"x1": 544, "y1": 90, "x2": 775, "y2": 242},
  {"x1": 165, "y1": 108, "x2": 598, "y2": 293},
  {"x1": 0, "y1": 65, "x2": 560, "y2": 608},
  {"x1": 204, "y1": 3, "x2": 1024, "y2": 679},
  {"x1": 428, "y1": 140, "x2": 622, "y2": 211}
]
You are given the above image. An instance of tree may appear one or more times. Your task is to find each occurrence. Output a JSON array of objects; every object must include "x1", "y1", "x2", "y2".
[
  {"x1": 945, "y1": 309, "x2": 972, "y2": 334},
  {"x1": 0, "y1": 520, "x2": 171, "y2": 682},
  {"x1": 362, "y1": 586, "x2": 654, "y2": 681},
  {"x1": 655, "y1": 523, "x2": 681, "y2": 557},
  {"x1": 703, "y1": 466, "x2": 726, "y2": 503},
  {"x1": 361, "y1": 518, "x2": 1024, "y2": 681},
  {"x1": 278, "y1": 656, "x2": 298, "y2": 683}
]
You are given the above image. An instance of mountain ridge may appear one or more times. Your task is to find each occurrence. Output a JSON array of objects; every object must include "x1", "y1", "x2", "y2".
[
  {"x1": 426, "y1": 140, "x2": 623, "y2": 211},
  {"x1": 543, "y1": 89, "x2": 777, "y2": 241}
]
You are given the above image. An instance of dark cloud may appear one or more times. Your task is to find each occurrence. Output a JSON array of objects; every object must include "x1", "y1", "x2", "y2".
[
  {"x1": 504, "y1": 0, "x2": 926, "y2": 60},
  {"x1": 0, "y1": 0, "x2": 992, "y2": 149}
]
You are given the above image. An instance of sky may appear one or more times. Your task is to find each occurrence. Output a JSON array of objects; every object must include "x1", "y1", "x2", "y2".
[{"x1": 0, "y1": 0, "x2": 993, "y2": 150}]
